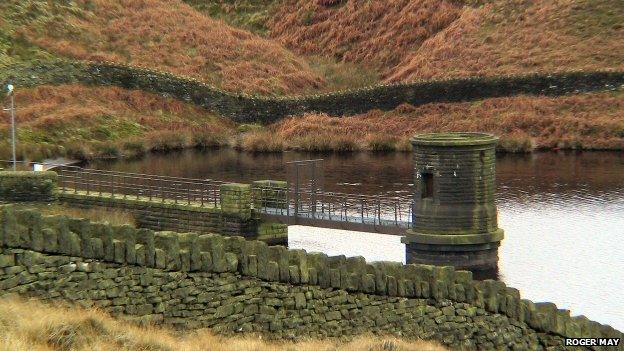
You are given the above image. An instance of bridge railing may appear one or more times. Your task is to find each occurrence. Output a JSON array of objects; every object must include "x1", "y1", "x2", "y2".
[
  {"x1": 252, "y1": 183, "x2": 413, "y2": 228},
  {"x1": 56, "y1": 166, "x2": 226, "y2": 207},
  {"x1": 1, "y1": 161, "x2": 413, "y2": 227},
  {"x1": 1, "y1": 161, "x2": 225, "y2": 207}
]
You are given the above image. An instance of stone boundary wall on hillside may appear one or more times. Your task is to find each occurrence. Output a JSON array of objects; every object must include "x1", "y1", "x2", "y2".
[
  {"x1": 1, "y1": 60, "x2": 623, "y2": 124},
  {"x1": 0, "y1": 205, "x2": 621, "y2": 350}
]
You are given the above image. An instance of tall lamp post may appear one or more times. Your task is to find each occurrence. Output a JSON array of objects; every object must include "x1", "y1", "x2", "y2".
[{"x1": 3, "y1": 84, "x2": 16, "y2": 171}]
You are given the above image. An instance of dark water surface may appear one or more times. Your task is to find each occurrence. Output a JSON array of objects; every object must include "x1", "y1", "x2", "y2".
[{"x1": 92, "y1": 149, "x2": 624, "y2": 330}]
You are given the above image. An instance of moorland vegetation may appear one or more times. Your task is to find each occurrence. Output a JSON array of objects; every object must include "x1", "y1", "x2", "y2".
[{"x1": 0, "y1": 0, "x2": 622, "y2": 160}]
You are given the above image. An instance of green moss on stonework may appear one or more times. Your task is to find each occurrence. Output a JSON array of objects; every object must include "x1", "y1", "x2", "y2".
[
  {"x1": 411, "y1": 132, "x2": 499, "y2": 147},
  {"x1": 402, "y1": 229, "x2": 504, "y2": 245},
  {"x1": 59, "y1": 191, "x2": 222, "y2": 213},
  {"x1": 220, "y1": 183, "x2": 252, "y2": 192},
  {"x1": 0, "y1": 171, "x2": 58, "y2": 201},
  {"x1": 257, "y1": 222, "x2": 287, "y2": 235}
]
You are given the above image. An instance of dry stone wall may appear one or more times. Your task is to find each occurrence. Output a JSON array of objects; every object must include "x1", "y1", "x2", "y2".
[
  {"x1": 1, "y1": 60, "x2": 622, "y2": 124},
  {"x1": 0, "y1": 205, "x2": 621, "y2": 351},
  {"x1": 0, "y1": 247, "x2": 576, "y2": 350}
]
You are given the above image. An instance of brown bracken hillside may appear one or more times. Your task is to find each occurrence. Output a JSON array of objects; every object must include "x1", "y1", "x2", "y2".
[
  {"x1": 386, "y1": 0, "x2": 624, "y2": 81},
  {"x1": 241, "y1": 91, "x2": 624, "y2": 152},
  {"x1": 1, "y1": 0, "x2": 623, "y2": 157},
  {"x1": 269, "y1": 0, "x2": 463, "y2": 73},
  {"x1": 0, "y1": 85, "x2": 235, "y2": 160},
  {"x1": 268, "y1": 0, "x2": 624, "y2": 81},
  {"x1": 9, "y1": 0, "x2": 323, "y2": 95}
]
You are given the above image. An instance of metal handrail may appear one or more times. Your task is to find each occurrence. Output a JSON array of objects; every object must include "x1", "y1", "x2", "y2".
[
  {"x1": 250, "y1": 183, "x2": 413, "y2": 227},
  {"x1": 2, "y1": 160, "x2": 413, "y2": 227}
]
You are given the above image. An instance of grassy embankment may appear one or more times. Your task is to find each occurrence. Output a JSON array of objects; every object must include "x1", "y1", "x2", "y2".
[
  {"x1": 4, "y1": 86, "x2": 622, "y2": 160},
  {"x1": 241, "y1": 91, "x2": 624, "y2": 153},
  {"x1": 12, "y1": 202, "x2": 136, "y2": 227},
  {"x1": 385, "y1": 0, "x2": 624, "y2": 81},
  {"x1": 0, "y1": 298, "x2": 447, "y2": 351},
  {"x1": 0, "y1": 0, "x2": 323, "y2": 95},
  {"x1": 0, "y1": 85, "x2": 237, "y2": 161},
  {"x1": 0, "y1": 0, "x2": 622, "y2": 160},
  {"x1": 197, "y1": 0, "x2": 624, "y2": 153}
]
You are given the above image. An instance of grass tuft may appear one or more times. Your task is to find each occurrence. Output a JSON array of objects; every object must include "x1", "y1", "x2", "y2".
[
  {"x1": 0, "y1": 298, "x2": 447, "y2": 351},
  {"x1": 145, "y1": 131, "x2": 190, "y2": 152},
  {"x1": 15, "y1": 203, "x2": 137, "y2": 227},
  {"x1": 240, "y1": 130, "x2": 285, "y2": 152}
]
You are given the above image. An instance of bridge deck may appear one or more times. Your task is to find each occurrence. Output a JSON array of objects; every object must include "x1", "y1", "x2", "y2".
[{"x1": 258, "y1": 207, "x2": 411, "y2": 235}]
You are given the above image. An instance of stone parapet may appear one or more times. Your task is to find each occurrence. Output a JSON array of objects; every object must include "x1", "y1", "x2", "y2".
[
  {"x1": 220, "y1": 183, "x2": 252, "y2": 220},
  {"x1": 252, "y1": 180, "x2": 288, "y2": 210},
  {"x1": 0, "y1": 171, "x2": 58, "y2": 203}
]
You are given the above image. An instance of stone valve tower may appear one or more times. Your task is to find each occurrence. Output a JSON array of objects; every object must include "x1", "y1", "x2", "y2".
[{"x1": 401, "y1": 132, "x2": 504, "y2": 273}]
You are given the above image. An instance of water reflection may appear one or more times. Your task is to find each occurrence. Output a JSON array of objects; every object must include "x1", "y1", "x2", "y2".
[{"x1": 92, "y1": 149, "x2": 624, "y2": 330}]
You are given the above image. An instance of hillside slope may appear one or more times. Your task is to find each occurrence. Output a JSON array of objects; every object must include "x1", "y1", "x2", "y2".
[
  {"x1": 269, "y1": 0, "x2": 463, "y2": 72},
  {"x1": 2, "y1": 73, "x2": 622, "y2": 162},
  {"x1": 242, "y1": 91, "x2": 624, "y2": 152},
  {"x1": 0, "y1": 0, "x2": 323, "y2": 95},
  {"x1": 0, "y1": 0, "x2": 622, "y2": 159},
  {"x1": 0, "y1": 85, "x2": 235, "y2": 161},
  {"x1": 267, "y1": 0, "x2": 624, "y2": 81},
  {"x1": 387, "y1": 0, "x2": 624, "y2": 81}
]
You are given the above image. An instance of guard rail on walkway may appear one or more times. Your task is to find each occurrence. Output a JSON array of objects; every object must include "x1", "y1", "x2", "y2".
[{"x1": 1, "y1": 161, "x2": 413, "y2": 232}]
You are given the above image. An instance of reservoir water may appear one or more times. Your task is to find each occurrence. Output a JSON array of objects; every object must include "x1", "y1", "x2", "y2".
[{"x1": 92, "y1": 149, "x2": 624, "y2": 330}]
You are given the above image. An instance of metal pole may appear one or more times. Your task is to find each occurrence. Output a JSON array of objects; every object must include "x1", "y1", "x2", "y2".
[
  {"x1": 377, "y1": 195, "x2": 381, "y2": 225},
  {"x1": 394, "y1": 198, "x2": 401, "y2": 226},
  {"x1": 311, "y1": 162, "x2": 316, "y2": 215},
  {"x1": 10, "y1": 94, "x2": 16, "y2": 171},
  {"x1": 74, "y1": 169, "x2": 78, "y2": 194},
  {"x1": 294, "y1": 165, "x2": 299, "y2": 218},
  {"x1": 174, "y1": 182, "x2": 178, "y2": 204},
  {"x1": 200, "y1": 182, "x2": 204, "y2": 207},
  {"x1": 360, "y1": 197, "x2": 364, "y2": 223}
]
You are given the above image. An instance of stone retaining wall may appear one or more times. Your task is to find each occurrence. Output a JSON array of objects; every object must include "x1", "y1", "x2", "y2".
[
  {"x1": 0, "y1": 205, "x2": 621, "y2": 351},
  {"x1": 256, "y1": 222, "x2": 289, "y2": 246},
  {"x1": 0, "y1": 171, "x2": 58, "y2": 203},
  {"x1": 1, "y1": 60, "x2": 622, "y2": 124},
  {"x1": 55, "y1": 175, "x2": 287, "y2": 244},
  {"x1": 59, "y1": 192, "x2": 258, "y2": 238}
]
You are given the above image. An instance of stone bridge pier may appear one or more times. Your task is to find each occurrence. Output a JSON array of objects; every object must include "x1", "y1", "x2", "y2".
[{"x1": 402, "y1": 132, "x2": 504, "y2": 275}]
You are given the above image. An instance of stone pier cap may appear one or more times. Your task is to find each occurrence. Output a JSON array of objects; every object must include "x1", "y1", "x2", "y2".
[{"x1": 410, "y1": 132, "x2": 499, "y2": 147}]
